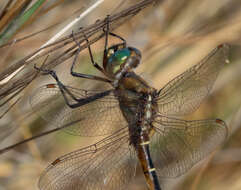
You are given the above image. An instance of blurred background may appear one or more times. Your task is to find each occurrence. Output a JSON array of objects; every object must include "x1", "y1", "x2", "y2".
[{"x1": 0, "y1": 0, "x2": 241, "y2": 190}]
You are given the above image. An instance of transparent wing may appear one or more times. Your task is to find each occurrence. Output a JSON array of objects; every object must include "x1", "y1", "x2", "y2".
[
  {"x1": 30, "y1": 84, "x2": 127, "y2": 136},
  {"x1": 156, "y1": 44, "x2": 229, "y2": 116},
  {"x1": 39, "y1": 128, "x2": 137, "y2": 190},
  {"x1": 150, "y1": 114, "x2": 228, "y2": 177}
]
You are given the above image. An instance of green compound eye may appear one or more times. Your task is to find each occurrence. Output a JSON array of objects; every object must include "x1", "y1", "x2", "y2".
[
  {"x1": 109, "y1": 48, "x2": 130, "y2": 64},
  {"x1": 107, "y1": 48, "x2": 131, "y2": 74}
]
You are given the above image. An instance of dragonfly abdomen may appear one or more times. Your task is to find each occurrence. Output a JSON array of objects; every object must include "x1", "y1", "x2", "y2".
[
  {"x1": 117, "y1": 79, "x2": 160, "y2": 189},
  {"x1": 135, "y1": 94, "x2": 161, "y2": 190},
  {"x1": 137, "y1": 131, "x2": 161, "y2": 190}
]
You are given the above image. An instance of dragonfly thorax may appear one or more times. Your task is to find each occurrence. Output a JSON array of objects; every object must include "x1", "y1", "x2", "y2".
[{"x1": 116, "y1": 72, "x2": 157, "y2": 132}]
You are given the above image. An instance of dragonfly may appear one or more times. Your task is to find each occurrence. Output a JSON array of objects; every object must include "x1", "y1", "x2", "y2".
[{"x1": 1, "y1": 17, "x2": 229, "y2": 190}]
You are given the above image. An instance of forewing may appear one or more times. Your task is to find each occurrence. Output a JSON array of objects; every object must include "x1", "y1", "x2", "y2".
[
  {"x1": 38, "y1": 128, "x2": 137, "y2": 190},
  {"x1": 150, "y1": 114, "x2": 228, "y2": 177},
  {"x1": 156, "y1": 44, "x2": 229, "y2": 116},
  {"x1": 30, "y1": 84, "x2": 126, "y2": 136}
]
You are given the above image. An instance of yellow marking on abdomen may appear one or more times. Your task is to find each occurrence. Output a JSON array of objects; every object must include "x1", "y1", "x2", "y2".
[
  {"x1": 140, "y1": 141, "x2": 150, "y2": 145},
  {"x1": 149, "y1": 168, "x2": 156, "y2": 172},
  {"x1": 144, "y1": 167, "x2": 156, "y2": 174}
]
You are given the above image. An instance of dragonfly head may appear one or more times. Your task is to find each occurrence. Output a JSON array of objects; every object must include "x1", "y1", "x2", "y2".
[{"x1": 104, "y1": 44, "x2": 142, "y2": 79}]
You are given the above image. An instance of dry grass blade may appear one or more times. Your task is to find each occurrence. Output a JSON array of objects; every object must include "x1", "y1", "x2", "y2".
[{"x1": 0, "y1": 0, "x2": 31, "y2": 32}]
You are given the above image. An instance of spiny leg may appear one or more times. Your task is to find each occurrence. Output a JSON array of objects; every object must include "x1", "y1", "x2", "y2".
[
  {"x1": 103, "y1": 15, "x2": 127, "y2": 61},
  {"x1": 34, "y1": 65, "x2": 77, "y2": 107},
  {"x1": 70, "y1": 31, "x2": 111, "y2": 83},
  {"x1": 103, "y1": 15, "x2": 127, "y2": 50},
  {"x1": 34, "y1": 64, "x2": 110, "y2": 108}
]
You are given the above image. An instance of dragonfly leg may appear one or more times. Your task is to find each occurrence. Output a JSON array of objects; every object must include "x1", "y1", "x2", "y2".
[
  {"x1": 105, "y1": 15, "x2": 126, "y2": 45},
  {"x1": 34, "y1": 64, "x2": 86, "y2": 108},
  {"x1": 103, "y1": 15, "x2": 110, "y2": 55},
  {"x1": 70, "y1": 31, "x2": 111, "y2": 83},
  {"x1": 103, "y1": 15, "x2": 127, "y2": 61},
  {"x1": 73, "y1": 30, "x2": 105, "y2": 74},
  {"x1": 109, "y1": 32, "x2": 126, "y2": 46},
  {"x1": 34, "y1": 63, "x2": 113, "y2": 108}
]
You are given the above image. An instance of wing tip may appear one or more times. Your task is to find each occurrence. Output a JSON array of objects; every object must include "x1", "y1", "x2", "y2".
[
  {"x1": 215, "y1": 118, "x2": 226, "y2": 126},
  {"x1": 215, "y1": 118, "x2": 229, "y2": 139},
  {"x1": 217, "y1": 43, "x2": 229, "y2": 49},
  {"x1": 217, "y1": 44, "x2": 230, "y2": 65}
]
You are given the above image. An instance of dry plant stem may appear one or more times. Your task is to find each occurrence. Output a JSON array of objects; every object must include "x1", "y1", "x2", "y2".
[
  {"x1": 0, "y1": 96, "x2": 20, "y2": 119},
  {"x1": 0, "y1": 119, "x2": 83, "y2": 155},
  {"x1": 0, "y1": 0, "x2": 30, "y2": 31},
  {"x1": 0, "y1": 0, "x2": 105, "y2": 85},
  {"x1": 0, "y1": 0, "x2": 158, "y2": 103},
  {"x1": 27, "y1": 0, "x2": 105, "y2": 62},
  {"x1": 0, "y1": 6, "x2": 89, "y2": 50},
  {"x1": 0, "y1": 55, "x2": 48, "y2": 119},
  {"x1": 0, "y1": 0, "x2": 13, "y2": 20}
]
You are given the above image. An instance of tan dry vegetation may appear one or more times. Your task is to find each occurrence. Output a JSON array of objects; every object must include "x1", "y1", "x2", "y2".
[{"x1": 0, "y1": 0, "x2": 240, "y2": 190}]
